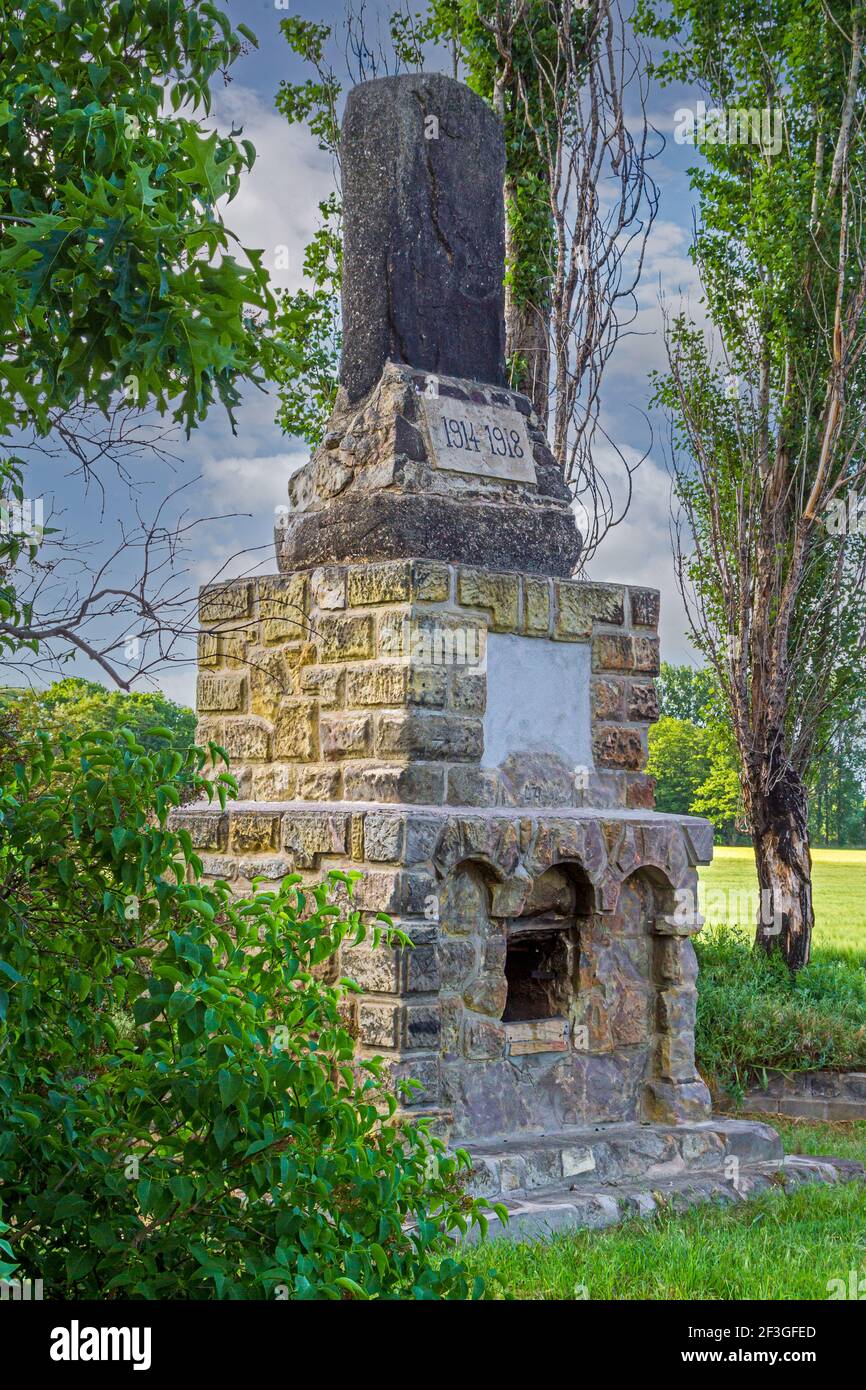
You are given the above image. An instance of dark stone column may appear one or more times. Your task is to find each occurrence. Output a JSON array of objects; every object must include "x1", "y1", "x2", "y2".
[{"x1": 340, "y1": 72, "x2": 507, "y2": 401}]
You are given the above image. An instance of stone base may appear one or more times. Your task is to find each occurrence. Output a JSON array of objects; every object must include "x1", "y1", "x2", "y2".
[
  {"x1": 465, "y1": 1150, "x2": 865, "y2": 1244},
  {"x1": 175, "y1": 798, "x2": 716, "y2": 1142},
  {"x1": 465, "y1": 1116, "x2": 786, "y2": 1198}
]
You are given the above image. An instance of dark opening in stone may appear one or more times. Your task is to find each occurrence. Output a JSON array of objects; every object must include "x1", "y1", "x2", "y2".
[{"x1": 502, "y1": 928, "x2": 571, "y2": 1023}]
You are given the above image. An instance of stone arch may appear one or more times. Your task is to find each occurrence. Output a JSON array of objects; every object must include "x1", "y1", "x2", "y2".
[{"x1": 437, "y1": 857, "x2": 508, "y2": 1053}]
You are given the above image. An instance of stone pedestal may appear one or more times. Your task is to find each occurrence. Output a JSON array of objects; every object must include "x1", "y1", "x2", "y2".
[{"x1": 188, "y1": 549, "x2": 715, "y2": 1138}]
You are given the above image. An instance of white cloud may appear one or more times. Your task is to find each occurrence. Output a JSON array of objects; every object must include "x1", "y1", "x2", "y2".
[{"x1": 211, "y1": 83, "x2": 337, "y2": 292}]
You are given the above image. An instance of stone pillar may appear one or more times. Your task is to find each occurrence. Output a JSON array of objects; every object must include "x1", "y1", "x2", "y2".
[{"x1": 645, "y1": 899, "x2": 712, "y2": 1122}]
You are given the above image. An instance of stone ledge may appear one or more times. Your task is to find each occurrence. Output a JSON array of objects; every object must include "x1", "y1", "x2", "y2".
[
  {"x1": 715, "y1": 1070, "x2": 866, "y2": 1121},
  {"x1": 462, "y1": 1152, "x2": 865, "y2": 1243}
]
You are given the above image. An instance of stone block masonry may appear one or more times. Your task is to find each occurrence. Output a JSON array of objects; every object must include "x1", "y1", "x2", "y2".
[
  {"x1": 173, "y1": 798, "x2": 714, "y2": 1140},
  {"x1": 195, "y1": 561, "x2": 660, "y2": 813}
]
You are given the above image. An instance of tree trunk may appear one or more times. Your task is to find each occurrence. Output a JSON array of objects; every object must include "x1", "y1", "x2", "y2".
[
  {"x1": 503, "y1": 176, "x2": 550, "y2": 428},
  {"x1": 749, "y1": 761, "x2": 814, "y2": 970},
  {"x1": 506, "y1": 292, "x2": 550, "y2": 426}
]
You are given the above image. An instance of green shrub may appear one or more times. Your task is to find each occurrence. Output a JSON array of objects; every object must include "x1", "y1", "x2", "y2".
[
  {"x1": 695, "y1": 925, "x2": 866, "y2": 1097},
  {"x1": 0, "y1": 728, "x2": 495, "y2": 1299}
]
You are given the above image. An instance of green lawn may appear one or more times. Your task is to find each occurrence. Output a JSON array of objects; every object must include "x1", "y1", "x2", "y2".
[
  {"x1": 464, "y1": 1120, "x2": 866, "y2": 1300},
  {"x1": 700, "y1": 846, "x2": 866, "y2": 959}
]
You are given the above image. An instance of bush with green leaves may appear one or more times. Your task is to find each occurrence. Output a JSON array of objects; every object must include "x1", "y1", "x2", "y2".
[{"x1": 0, "y1": 727, "x2": 495, "y2": 1299}]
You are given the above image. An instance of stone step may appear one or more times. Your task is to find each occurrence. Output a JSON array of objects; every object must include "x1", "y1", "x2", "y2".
[
  {"x1": 465, "y1": 1118, "x2": 784, "y2": 1198},
  {"x1": 466, "y1": 1154, "x2": 866, "y2": 1244}
]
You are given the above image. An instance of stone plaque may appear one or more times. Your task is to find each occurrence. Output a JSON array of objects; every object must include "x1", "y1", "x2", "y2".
[{"x1": 421, "y1": 397, "x2": 537, "y2": 483}]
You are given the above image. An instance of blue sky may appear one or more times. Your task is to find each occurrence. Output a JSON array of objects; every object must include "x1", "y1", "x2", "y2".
[{"x1": 7, "y1": 1, "x2": 711, "y2": 707}]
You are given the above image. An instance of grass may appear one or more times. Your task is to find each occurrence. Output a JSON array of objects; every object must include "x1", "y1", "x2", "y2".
[
  {"x1": 700, "y1": 846, "x2": 866, "y2": 958},
  {"x1": 463, "y1": 1119, "x2": 866, "y2": 1300},
  {"x1": 694, "y1": 847, "x2": 866, "y2": 1095}
]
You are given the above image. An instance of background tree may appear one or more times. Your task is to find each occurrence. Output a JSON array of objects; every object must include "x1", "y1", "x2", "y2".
[
  {"x1": 650, "y1": 663, "x2": 742, "y2": 842},
  {"x1": 637, "y1": 0, "x2": 866, "y2": 967},
  {"x1": 0, "y1": 679, "x2": 197, "y2": 792},
  {"x1": 0, "y1": 0, "x2": 280, "y2": 686}
]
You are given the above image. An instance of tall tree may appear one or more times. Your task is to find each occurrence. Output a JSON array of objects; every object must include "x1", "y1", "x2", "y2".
[
  {"x1": 0, "y1": 0, "x2": 276, "y2": 685},
  {"x1": 638, "y1": 0, "x2": 866, "y2": 968}
]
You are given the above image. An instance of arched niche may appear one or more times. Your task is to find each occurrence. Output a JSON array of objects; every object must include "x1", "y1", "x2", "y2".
[{"x1": 500, "y1": 862, "x2": 594, "y2": 1052}]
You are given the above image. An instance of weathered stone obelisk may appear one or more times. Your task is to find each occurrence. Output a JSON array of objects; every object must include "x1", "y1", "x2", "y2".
[{"x1": 176, "y1": 73, "x2": 839, "y2": 1239}]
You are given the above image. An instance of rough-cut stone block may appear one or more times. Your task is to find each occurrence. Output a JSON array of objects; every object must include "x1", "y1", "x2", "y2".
[
  {"x1": 363, "y1": 811, "x2": 404, "y2": 862},
  {"x1": 376, "y1": 712, "x2": 482, "y2": 761},
  {"x1": 632, "y1": 636, "x2": 660, "y2": 675},
  {"x1": 406, "y1": 945, "x2": 440, "y2": 993},
  {"x1": 258, "y1": 574, "x2": 307, "y2": 644},
  {"x1": 345, "y1": 664, "x2": 405, "y2": 707},
  {"x1": 199, "y1": 581, "x2": 251, "y2": 625},
  {"x1": 626, "y1": 774, "x2": 656, "y2": 810},
  {"x1": 311, "y1": 566, "x2": 346, "y2": 610},
  {"x1": 411, "y1": 560, "x2": 451, "y2": 601},
  {"x1": 343, "y1": 763, "x2": 445, "y2": 804},
  {"x1": 281, "y1": 810, "x2": 349, "y2": 867},
  {"x1": 354, "y1": 868, "x2": 437, "y2": 915},
  {"x1": 593, "y1": 725, "x2": 646, "y2": 770},
  {"x1": 404, "y1": 1005, "x2": 441, "y2": 1049},
  {"x1": 297, "y1": 765, "x2": 342, "y2": 800},
  {"x1": 318, "y1": 614, "x2": 375, "y2": 662},
  {"x1": 450, "y1": 671, "x2": 486, "y2": 714},
  {"x1": 299, "y1": 666, "x2": 344, "y2": 707},
  {"x1": 457, "y1": 569, "x2": 519, "y2": 632},
  {"x1": 247, "y1": 647, "x2": 294, "y2": 722},
  {"x1": 230, "y1": 814, "x2": 279, "y2": 854},
  {"x1": 463, "y1": 973, "x2": 508, "y2": 1018},
  {"x1": 523, "y1": 577, "x2": 551, "y2": 635},
  {"x1": 630, "y1": 587, "x2": 660, "y2": 629},
  {"x1": 359, "y1": 1002, "x2": 400, "y2": 1048},
  {"x1": 221, "y1": 632, "x2": 251, "y2": 669},
  {"x1": 172, "y1": 811, "x2": 226, "y2": 850},
  {"x1": 198, "y1": 632, "x2": 220, "y2": 667},
  {"x1": 320, "y1": 713, "x2": 372, "y2": 759},
  {"x1": 345, "y1": 946, "x2": 401, "y2": 994},
  {"x1": 592, "y1": 633, "x2": 633, "y2": 672},
  {"x1": 347, "y1": 562, "x2": 411, "y2": 606},
  {"x1": 221, "y1": 718, "x2": 272, "y2": 762},
  {"x1": 250, "y1": 763, "x2": 297, "y2": 801},
  {"x1": 657, "y1": 986, "x2": 698, "y2": 1036},
  {"x1": 627, "y1": 682, "x2": 659, "y2": 721},
  {"x1": 464, "y1": 1017, "x2": 506, "y2": 1059},
  {"x1": 556, "y1": 582, "x2": 624, "y2": 640},
  {"x1": 592, "y1": 678, "x2": 625, "y2": 722},
  {"x1": 273, "y1": 702, "x2": 318, "y2": 760},
  {"x1": 644, "y1": 1079, "x2": 711, "y2": 1123},
  {"x1": 445, "y1": 765, "x2": 500, "y2": 806},
  {"x1": 197, "y1": 672, "x2": 247, "y2": 713}
]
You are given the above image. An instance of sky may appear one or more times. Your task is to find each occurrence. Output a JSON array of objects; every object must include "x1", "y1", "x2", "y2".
[{"x1": 8, "y1": 0, "x2": 713, "y2": 707}]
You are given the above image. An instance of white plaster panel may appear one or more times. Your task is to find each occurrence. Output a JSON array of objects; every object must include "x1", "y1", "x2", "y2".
[{"x1": 482, "y1": 632, "x2": 593, "y2": 769}]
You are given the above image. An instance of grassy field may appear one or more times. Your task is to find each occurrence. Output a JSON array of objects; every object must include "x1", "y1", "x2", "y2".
[
  {"x1": 462, "y1": 850, "x2": 866, "y2": 1299},
  {"x1": 699, "y1": 846, "x2": 866, "y2": 958},
  {"x1": 464, "y1": 1119, "x2": 866, "y2": 1300}
]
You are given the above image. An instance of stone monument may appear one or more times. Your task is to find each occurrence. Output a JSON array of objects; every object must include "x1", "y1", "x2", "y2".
[{"x1": 179, "y1": 73, "x2": 859, "y2": 1238}]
